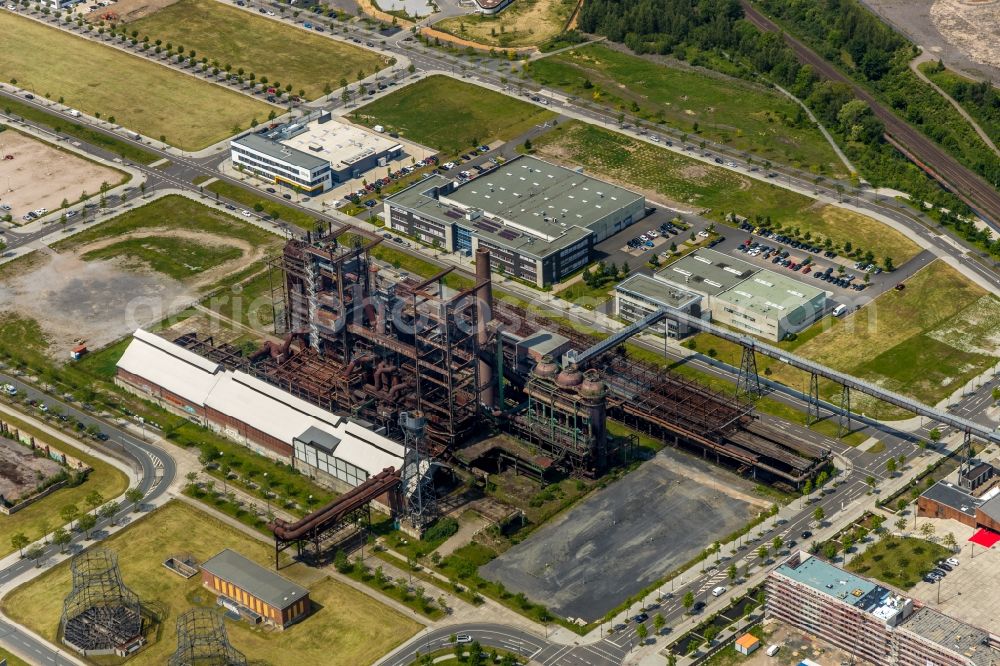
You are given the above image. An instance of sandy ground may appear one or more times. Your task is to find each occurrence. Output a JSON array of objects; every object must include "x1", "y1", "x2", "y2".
[
  {"x1": 82, "y1": 0, "x2": 178, "y2": 22},
  {"x1": 0, "y1": 436, "x2": 64, "y2": 502},
  {"x1": 0, "y1": 129, "x2": 124, "y2": 222},
  {"x1": 0, "y1": 227, "x2": 265, "y2": 359},
  {"x1": 862, "y1": 0, "x2": 1000, "y2": 82},
  {"x1": 480, "y1": 447, "x2": 762, "y2": 621}
]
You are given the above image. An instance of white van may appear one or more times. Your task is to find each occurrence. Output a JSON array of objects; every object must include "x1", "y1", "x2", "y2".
[
  {"x1": 68, "y1": 109, "x2": 81, "y2": 118},
  {"x1": 766, "y1": 645, "x2": 781, "y2": 657},
  {"x1": 832, "y1": 303, "x2": 848, "y2": 317},
  {"x1": 711, "y1": 586, "x2": 727, "y2": 597}
]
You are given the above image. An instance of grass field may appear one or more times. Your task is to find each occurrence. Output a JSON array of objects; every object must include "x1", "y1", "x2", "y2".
[
  {"x1": 433, "y1": 0, "x2": 576, "y2": 48},
  {"x1": 847, "y1": 536, "x2": 949, "y2": 589},
  {"x1": 54, "y1": 195, "x2": 280, "y2": 256},
  {"x1": 920, "y1": 63, "x2": 1000, "y2": 148},
  {"x1": 0, "y1": 408, "x2": 128, "y2": 558},
  {"x1": 531, "y1": 122, "x2": 920, "y2": 265},
  {"x1": 528, "y1": 44, "x2": 844, "y2": 173},
  {"x1": 0, "y1": 648, "x2": 30, "y2": 666},
  {"x1": 203, "y1": 181, "x2": 317, "y2": 230},
  {"x1": 81, "y1": 237, "x2": 244, "y2": 280},
  {"x1": 0, "y1": 12, "x2": 275, "y2": 150},
  {"x1": 129, "y1": 0, "x2": 382, "y2": 100},
  {"x1": 354, "y1": 75, "x2": 555, "y2": 155},
  {"x1": 688, "y1": 260, "x2": 1000, "y2": 413},
  {"x1": 0, "y1": 97, "x2": 159, "y2": 165},
  {"x1": 3, "y1": 501, "x2": 420, "y2": 665}
]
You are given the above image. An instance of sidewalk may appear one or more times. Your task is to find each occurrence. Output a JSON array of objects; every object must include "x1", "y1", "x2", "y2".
[{"x1": 624, "y1": 432, "x2": 972, "y2": 665}]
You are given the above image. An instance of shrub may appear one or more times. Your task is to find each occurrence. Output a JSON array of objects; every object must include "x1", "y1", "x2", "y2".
[{"x1": 422, "y1": 516, "x2": 459, "y2": 543}]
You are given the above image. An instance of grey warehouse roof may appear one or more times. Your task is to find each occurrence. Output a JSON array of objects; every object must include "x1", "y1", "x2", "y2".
[
  {"x1": 233, "y1": 132, "x2": 329, "y2": 171},
  {"x1": 658, "y1": 249, "x2": 758, "y2": 296},
  {"x1": 296, "y1": 425, "x2": 342, "y2": 455},
  {"x1": 386, "y1": 156, "x2": 644, "y2": 259},
  {"x1": 903, "y1": 607, "x2": 996, "y2": 666},
  {"x1": 441, "y1": 156, "x2": 644, "y2": 236},
  {"x1": 616, "y1": 273, "x2": 702, "y2": 309},
  {"x1": 202, "y1": 549, "x2": 308, "y2": 610},
  {"x1": 921, "y1": 480, "x2": 980, "y2": 517}
]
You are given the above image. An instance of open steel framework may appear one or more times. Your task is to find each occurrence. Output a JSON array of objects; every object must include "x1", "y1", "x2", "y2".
[
  {"x1": 167, "y1": 609, "x2": 247, "y2": 666},
  {"x1": 61, "y1": 549, "x2": 143, "y2": 655}
]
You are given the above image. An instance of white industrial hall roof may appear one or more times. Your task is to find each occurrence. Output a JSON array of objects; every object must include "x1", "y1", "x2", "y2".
[{"x1": 116, "y1": 329, "x2": 403, "y2": 475}]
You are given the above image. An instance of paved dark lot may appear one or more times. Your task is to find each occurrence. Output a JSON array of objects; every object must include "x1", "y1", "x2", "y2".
[{"x1": 480, "y1": 448, "x2": 761, "y2": 621}]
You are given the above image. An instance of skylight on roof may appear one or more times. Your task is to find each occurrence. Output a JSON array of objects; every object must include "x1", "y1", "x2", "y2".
[{"x1": 693, "y1": 256, "x2": 712, "y2": 264}]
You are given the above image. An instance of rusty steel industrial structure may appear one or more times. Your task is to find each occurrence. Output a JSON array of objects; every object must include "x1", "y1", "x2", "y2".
[{"x1": 177, "y1": 226, "x2": 830, "y2": 491}]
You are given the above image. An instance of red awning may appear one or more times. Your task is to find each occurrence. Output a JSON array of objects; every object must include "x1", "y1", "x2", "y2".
[{"x1": 969, "y1": 528, "x2": 1000, "y2": 548}]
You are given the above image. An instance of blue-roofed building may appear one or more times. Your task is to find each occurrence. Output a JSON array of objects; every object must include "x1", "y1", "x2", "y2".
[{"x1": 767, "y1": 552, "x2": 999, "y2": 666}]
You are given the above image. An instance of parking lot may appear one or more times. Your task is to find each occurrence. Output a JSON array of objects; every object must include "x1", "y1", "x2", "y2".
[{"x1": 908, "y1": 517, "x2": 1000, "y2": 635}]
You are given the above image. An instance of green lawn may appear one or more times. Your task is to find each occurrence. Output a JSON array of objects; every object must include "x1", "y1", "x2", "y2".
[
  {"x1": 433, "y1": 0, "x2": 576, "y2": 48},
  {"x1": 54, "y1": 194, "x2": 279, "y2": 254},
  {"x1": 531, "y1": 121, "x2": 920, "y2": 265},
  {"x1": 3, "y1": 501, "x2": 420, "y2": 666},
  {"x1": 846, "y1": 536, "x2": 949, "y2": 589},
  {"x1": 129, "y1": 0, "x2": 382, "y2": 100},
  {"x1": 0, "y1": 12, "x2": 275, "y2": 150},
  {"x1": 0, "y1": 408, "x2": 129, "y2": 558},
  {"x1": 371, "y1": 244, "x2": 475, "y2": 291},
  {"x1": 354, "y1": 75, "x2": 556, "y2": 155},
  {"x1": 787, "y1": 260, "x2": 999, "y2": 408},
  {"x1": 529, "y1": 44, "x2": 844, "y2": 174},
  {"x1": 204, "y1": 180, "x2": 317, "y2": 230},
  {"x1": 81, "y1": 237, "x2": 244, "y2": 280},
  {"x1": 212, "y1": 269, "x2": 278, "y2": 332},
  {"x1": 0, "y1": 96, "x2": 158, "y2": 165},
  {"x1": 0, "y1": 648, "x2": 31, "y2": 666},
  {"x1": 685, "y1": 260, "x2": 1000, "y2": 415}
]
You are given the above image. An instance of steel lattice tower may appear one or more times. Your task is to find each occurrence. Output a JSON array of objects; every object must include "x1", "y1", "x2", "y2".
[
  {"x1": 60, "y1": 548, "x2": 143, "y2": 654},
  {"x1": 167, "y1": 609, "x2": 247, "y2": 666},
  {"x1": 400, "y1": 410, "x2": 433, "y2": 528}
]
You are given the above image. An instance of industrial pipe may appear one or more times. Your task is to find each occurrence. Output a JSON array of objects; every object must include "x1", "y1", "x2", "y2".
[{"x1": 475, "y1": 248, "x2": 495, "y2": 409}]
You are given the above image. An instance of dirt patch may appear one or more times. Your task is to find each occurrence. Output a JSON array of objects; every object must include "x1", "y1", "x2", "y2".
[
  {"x1": 0, "y1": 437, "x2": 64, "y2": 503},
  {"x1": 75, "y1": 227, "x2": 263, "y2": 291},
  {"x1": 678, "y1": 163, "x2": 713, "y2": 182},
  {"x1": 0, "y1": 247, "x2": 194, "y2": 358},
  {"x1": 861, "y1": 0, "x2": 1000, "y2": 81},
  {"x1": 0, "y1": 129, "x2": 125, "y2": 221},
  {"x1": 0, "y1": 227, "x2": 263, "y2": 360},
  {"x1": 85, "y1": 0, "x2": 179, "y2": 23}
]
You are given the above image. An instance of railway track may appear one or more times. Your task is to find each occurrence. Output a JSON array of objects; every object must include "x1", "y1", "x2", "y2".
[{"x1": 740, "y1": 0, "x2": 1000, "y2": 229}]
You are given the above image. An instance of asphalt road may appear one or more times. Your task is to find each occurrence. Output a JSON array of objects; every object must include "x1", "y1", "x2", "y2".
[
  {"x1": 5, "y1": 3, "x2": 1000, "y2": 294},
  {"x1": 0, "y1": 373, "x2": 176, "y2": 666},
  {"x1": 382, "y1": 623, "x2": 630, "y2": 666},
  {"x1": 0, "y1": 9, "x2": 997, "y2": 663}
]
